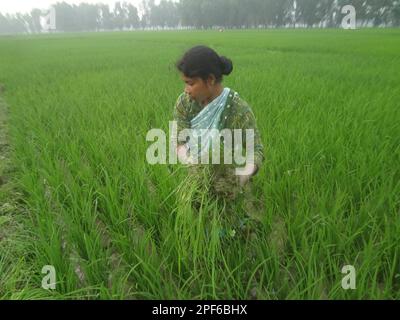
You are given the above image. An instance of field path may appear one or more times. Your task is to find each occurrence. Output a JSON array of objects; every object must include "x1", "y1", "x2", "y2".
[
  {"x1": 0, "y1": 95, "x2": 28, "y2": 298},
  {"x1": 0, "y1": 95, "x2": 11, "y2": 208}
]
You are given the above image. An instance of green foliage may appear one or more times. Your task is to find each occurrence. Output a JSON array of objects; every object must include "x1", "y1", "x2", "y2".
[
  {"x1": 0, "y1": 29, "x2": 399, "y2": 299},
  {"x1": 1, "y1": 0, "x2": 400, "y2": 34}
]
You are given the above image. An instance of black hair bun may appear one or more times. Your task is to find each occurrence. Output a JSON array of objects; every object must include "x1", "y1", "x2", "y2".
[{"x1": 220, "y1": 56, "x2": 233, "y2": 76}]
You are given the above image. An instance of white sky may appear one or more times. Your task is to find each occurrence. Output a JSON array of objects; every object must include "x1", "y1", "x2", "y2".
[{"x1": 0, "y1": 0, "x2": 167, "y2": 15}]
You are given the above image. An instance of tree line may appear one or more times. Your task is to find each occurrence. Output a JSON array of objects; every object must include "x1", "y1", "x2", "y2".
[{"x1": 1, "y1": 0, "x2": 400, "y2": 34}]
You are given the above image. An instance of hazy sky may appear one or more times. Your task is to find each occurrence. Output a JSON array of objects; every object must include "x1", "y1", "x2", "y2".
[{"x1": 0, "y1": 0, "x2": 165, "y2": 15}]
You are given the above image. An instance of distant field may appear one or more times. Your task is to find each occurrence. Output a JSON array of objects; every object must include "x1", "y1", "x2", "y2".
[{"x1": 0, "y1": 29, "x2": 399, "y2": 299}]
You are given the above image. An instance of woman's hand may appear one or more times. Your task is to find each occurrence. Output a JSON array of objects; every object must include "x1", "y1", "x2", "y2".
[
  {"x1": 177, "y1": 144, "x2": 194, "y2": 165},
  {"x1": 238, "y1": 163, "x2": 257, "y2": 187}
]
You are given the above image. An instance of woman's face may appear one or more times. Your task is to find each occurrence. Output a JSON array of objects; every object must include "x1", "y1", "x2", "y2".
[{"x1": 181, "y1": 74, "x2": 214, "y2": 105}]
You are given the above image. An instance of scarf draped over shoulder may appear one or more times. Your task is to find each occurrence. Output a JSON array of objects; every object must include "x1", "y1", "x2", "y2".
[{"x1": 187, "y1": 87, "x2": 231, "y2": 160}]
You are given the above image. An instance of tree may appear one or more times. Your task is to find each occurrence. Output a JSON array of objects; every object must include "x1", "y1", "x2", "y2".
[
  {"x1": 0, "y1": 13, "x2": 10, "y2": 34},
  {"x1": 113, "y1": 2, "x2": 127, "y2": 30},
  {"x1": 99, "y1": 4, "x2": 114, "y2": 30},
  {"x1": 1, "y1": 0, "x2": 400, "y2": 34},
  {"x1": 0, "y1": 13, "x2": 27, "y2": 34},
  {"x1": 125, "y1": 3, "x2": 140, "y2": 29},
  {"x1": 393, "y1": 0, "x2": 400, "y2": 26}
]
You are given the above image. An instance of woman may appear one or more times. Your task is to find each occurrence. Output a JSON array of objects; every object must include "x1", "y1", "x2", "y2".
[{"x1": 173, "y1": 45, "x2": 265, "y2": 226}]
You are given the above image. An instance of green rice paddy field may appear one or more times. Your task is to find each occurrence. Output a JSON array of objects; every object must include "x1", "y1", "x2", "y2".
[{"x1": 0, "y1": 29, "x2": 399, "y2": 299}]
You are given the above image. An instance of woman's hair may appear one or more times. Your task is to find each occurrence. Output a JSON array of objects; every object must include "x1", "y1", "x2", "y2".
[{"x1": 176, "y1": 45, "x2": 233, "y2": 83}]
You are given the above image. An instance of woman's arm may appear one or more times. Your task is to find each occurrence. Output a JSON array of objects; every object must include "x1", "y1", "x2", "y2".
[
  {"x1": 173, "y1": 93, "x2": 193, "y2": 164},
  {"x1": 176, "y1": 144, "x2": 194, "y2": 164},
  {"x1": 230, "y1": 103, "x2": 264, "y2": 186}
]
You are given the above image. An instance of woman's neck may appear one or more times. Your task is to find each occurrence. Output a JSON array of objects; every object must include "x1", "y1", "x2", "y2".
[{"x1": 200, "y1": 85, "x2": 224, "y2": 107}]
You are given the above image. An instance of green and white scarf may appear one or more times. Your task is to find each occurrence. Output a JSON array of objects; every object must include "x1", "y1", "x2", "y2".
[{"x1": 187, "y1": 87, "x2": 231, "y2": 159}]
